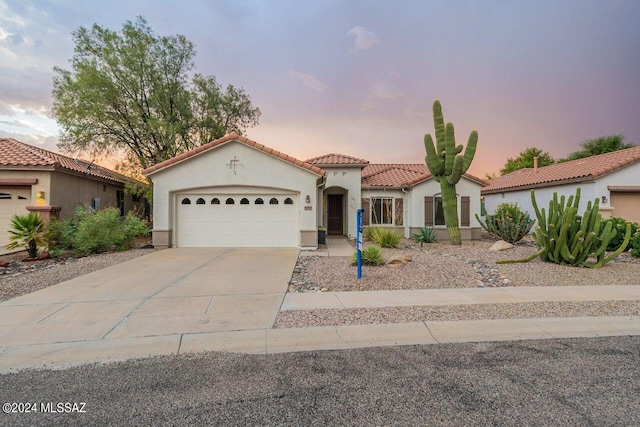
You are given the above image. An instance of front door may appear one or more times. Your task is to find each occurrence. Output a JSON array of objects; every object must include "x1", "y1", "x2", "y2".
[{"x1": 327, "y1": 194, "x2": 343, "y2": 235}]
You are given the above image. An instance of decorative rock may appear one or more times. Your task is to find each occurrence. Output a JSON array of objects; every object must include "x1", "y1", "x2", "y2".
[
  {"x1": 386, "y1": 255, "x2": 412, "y2": 269},
  {"x1": 489, "y1": 240, "x2": 514, "y2": 251}
]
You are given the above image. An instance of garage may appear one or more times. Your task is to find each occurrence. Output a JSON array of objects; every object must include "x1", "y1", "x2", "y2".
[
  {"x1": 176, "y1": 192, "x2": 298, "y2": 247},
  {"x1": 610, "y1": 191, "x2": 640, "y2": 224},
  {"x1": 0, "y1": 188, "x2": 31, "y2": 249}
]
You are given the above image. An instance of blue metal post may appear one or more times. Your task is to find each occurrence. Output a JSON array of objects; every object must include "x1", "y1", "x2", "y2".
[{"x1": 357, "y1": 208, "x2": 364, "y2": 279}]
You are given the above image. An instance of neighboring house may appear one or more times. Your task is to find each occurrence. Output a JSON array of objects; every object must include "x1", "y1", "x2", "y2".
[
  {"x1": 482, "y1": 146, "x2": 640, "y2": 224},
  {"x1": 0, "y1": 138, "x2": 146, "y2": 251},
  {"x1": 144, "y1": 132, "x2": 486, "y2": 249}
]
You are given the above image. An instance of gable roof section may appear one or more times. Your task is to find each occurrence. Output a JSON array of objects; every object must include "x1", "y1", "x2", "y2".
[
  {"x1": 0, "y1": 138, "x2": 131, "y2": 185},
  {"x1": 143, "y1": 132, "x2": 325, "y2": 176},
  {"x1": 361, "y1": 164, "x2": 488, "y2": 188},
  {"x1": 306, "y1": 153, "x2": 369, "y2": 167},
  {"x1": 482, "y1": 146, "x2": 640, "y2": 195}
]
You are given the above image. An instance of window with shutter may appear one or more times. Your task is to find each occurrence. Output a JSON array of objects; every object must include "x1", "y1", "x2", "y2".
[
  {"x1": 361, "y1": 198, "x2": 370, "y2": 226},
  {"x1": 394, "y1": 198, "x2": 404, "y2": 226},
  {"x1": 424, "y1": 196, "x2": 434, "y2": 226},
  {"x1": 461, "y1": 196, "x2": 470, "y2": 226}
]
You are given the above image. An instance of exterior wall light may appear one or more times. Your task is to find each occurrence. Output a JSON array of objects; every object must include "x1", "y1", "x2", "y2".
[
  {"x1": 36, "y1": 191, "x2": 45, "y2": 203},
  {"x1": 305, "y1": 195, "x2": 311, "y2": 203},
  {"x1": 601, "y1": 196, "x2": 608, "y2": 204}
]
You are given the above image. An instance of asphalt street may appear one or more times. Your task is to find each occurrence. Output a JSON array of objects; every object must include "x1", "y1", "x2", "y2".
[{"x1": 1, "y1": 336, "x2": 639, "y2": 426}]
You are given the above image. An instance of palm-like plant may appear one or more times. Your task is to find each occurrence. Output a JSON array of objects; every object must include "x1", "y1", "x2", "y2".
[{"x1": 6, "y1": 212, "x2": 47, "y2": 258}]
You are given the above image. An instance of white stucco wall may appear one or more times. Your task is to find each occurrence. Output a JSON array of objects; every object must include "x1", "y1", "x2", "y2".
[
  {"x1": 322, "y1": 167, "x2": 363, "y2": 238},
  {"x1": 148, "y1": 140, "x2": 321, "y2": 246},
  {"x1": 410, "y1": 176, "x2": 484, "y2": 230}
]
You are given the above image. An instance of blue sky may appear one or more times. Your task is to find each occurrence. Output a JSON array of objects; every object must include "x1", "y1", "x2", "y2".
[{"x1": 1, "y1": 0, "x2": 639, "y2": 177}]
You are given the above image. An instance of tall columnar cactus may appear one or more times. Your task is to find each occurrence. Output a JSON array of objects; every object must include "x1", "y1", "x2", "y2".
[
  {"x1": 424, "y1": 100, "x2": 478, "y2": 245},
  {"x1": 497, "y1": 188, "x2": 631, "y2": 267}
]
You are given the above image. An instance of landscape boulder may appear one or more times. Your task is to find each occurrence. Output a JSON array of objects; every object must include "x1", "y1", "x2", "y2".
[
  {"x1": 489, "y1": 240, "x2": 514, "y2": 251},
  {"x1": 386, "y1": 254, "x2": 412, "y2": 269}
]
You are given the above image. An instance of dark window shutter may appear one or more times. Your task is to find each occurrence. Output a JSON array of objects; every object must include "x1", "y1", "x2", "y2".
[
  {"x1": 461, "y1": 196, "x2": 470, "y2": 226},
  {"x1": 424, "y1": 196, "x2": 434, "y2": 226},
  {"x1": 361, "y1": 198, "x2": 370, "y2": 226},
  {"x1": 395, "y1": 198, "x2": 403, "y2": 226}
]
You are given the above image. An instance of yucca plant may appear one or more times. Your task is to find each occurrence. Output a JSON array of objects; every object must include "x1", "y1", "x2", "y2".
[
  {"x1": 365, "y1": 226, "x2": 402, "y2": 248},
  {"x1": 413, "y1": 227, "x2": 438, "y2": 246},
  {"x1": 6, "y1": 212, "x2": 47, "y2": 258},
  {"x1": 351, "y1": 244, "x2": 384, "y2": 266}
]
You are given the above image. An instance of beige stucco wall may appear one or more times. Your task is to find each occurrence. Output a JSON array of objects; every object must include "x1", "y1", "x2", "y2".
[
  {"x1": 0, "y1": 169, "x2": 141, "y2": 220},
  {"x1": 147, "y1": 140, "x2": 321, "y2": 247}
]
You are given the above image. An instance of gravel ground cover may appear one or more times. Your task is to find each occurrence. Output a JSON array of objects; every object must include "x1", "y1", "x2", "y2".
[
  {"x1": 0, "y1": 248, "x2": 156, "y2": 302},
  {"x1": 291, "y1": 238, "x2": 640, "y2": 292},
  {"x1": 1, "y1": 336, "x2": 639, "y2": 426}
]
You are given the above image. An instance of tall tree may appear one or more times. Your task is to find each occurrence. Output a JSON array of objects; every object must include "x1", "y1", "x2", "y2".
[
  {"x1": 558, "y1": 134, "x2": 635, "y2": 162},
  {"x1": 500, "y1": 147, "x2": 555, "y2": 175},
  {"x1": 52, "y1": 17, "x2": 261, "y2": 170}
]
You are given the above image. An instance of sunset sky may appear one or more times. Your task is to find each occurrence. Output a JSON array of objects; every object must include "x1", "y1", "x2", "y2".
[{"x1": 1, "y1": 0, "x2": 639, "y2": 178}]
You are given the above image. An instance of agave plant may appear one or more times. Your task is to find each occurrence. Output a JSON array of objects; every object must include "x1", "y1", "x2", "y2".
[
  {"x1": 413, "y1": 226, "x2": 438, "y2": 246},
  {"x1": 6, "y1": 212, "x2": 47, "y2": 258}
]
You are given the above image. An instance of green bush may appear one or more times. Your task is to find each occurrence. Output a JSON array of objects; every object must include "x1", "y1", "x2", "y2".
[
  {"x1": 6, "y1": 212, "x2": 47, "y2": 258},
  {"x1": 350, "y1": 244, "x2": 384, "y2": 266},
  {"x1": 476, "y1": 202, "x2": 535, "y2": 244},
  {"x1": 47, "y1": 207, "x2": 149, "y2": 256},
  {"x1": 630, "y1": 230, "x2": 640, "y2": 258},
  {"x1": 364, "y1": 226, "x2": 402, "y2": 248},
  {"x1": 600, "y1": 217, "x2": 638, "y2": 251},
  {"x1": 413, "y1": 227, "x2": 438, "y2": 246}
]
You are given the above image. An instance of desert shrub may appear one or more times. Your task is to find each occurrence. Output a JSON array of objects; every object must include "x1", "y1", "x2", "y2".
[
  {"x1": 600, "y1": 217, "x2": 638, "y2": 251},
  {"x1": 350, "y1": 244, "x2": 384, "y2": 266},
  {"x1": 47, "y1": 207, "x2": 149, "y2": 256},
  {"x1": 476, "y1": 202, "x2": 535, "y2": 244},
  {"x1": 630, "y1": 230, "x2": 640, "y2": 258},
  {"x1": 413, "y1": 227, "x2": 438, "y2": 246},
  {"x1": 364, "y1": 226, "x2": 402, "y2": 248},
  {"x1": 6, "y1": 212, "x2": 47, "y2": 258}
]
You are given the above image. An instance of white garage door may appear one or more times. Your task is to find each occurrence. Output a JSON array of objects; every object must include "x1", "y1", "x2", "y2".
[
  {"x1": 0, "y1": 188, "x2": 31, "y2": 249},
  {"x1": 177, "y1": 194, "x2": 298, "y2": 247}
]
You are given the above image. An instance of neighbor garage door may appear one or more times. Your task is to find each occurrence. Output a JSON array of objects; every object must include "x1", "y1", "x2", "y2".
[
  {"x1": 176, "y1": 193, "x2": 298, "y2": 247},
  {"x1": 610, "y1": 192, "x2": 640, "y2": 224},
  {"x1": 0, "y1": 188, "x2": 31, "y2": 249}
]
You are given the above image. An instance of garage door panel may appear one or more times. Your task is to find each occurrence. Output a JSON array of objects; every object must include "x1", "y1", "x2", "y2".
[{"x1": 177, "y1": 192, "x2": 298, "y2": 247}]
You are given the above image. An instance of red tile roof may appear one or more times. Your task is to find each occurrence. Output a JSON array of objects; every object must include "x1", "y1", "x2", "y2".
[
  {"x1": 362, "y1": 164, "x2": 487, "y2": 188},
  {"x1": 143, "y1": 132, "x2": 325, "y2": 176},
  {"x1": 482, "y1": 146, "x2": 640, "y2": 194},
  {"x1": 0, "y1": 138, "x2": 132, "y2": 184},
  {"x1": 306, "y1": 153, "x2": 369, "y2": 166}
]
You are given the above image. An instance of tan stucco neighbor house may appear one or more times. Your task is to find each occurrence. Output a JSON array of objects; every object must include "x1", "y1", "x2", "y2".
[
  {"x1": 0, "y1": 138, "x2": 146, "y2": 252},
  {"x1": 482, "y1": 146, "x2": 640, "y2": 224},
  {"x1": 144, "y1": 132, "x2": 487, "y2": 249}
]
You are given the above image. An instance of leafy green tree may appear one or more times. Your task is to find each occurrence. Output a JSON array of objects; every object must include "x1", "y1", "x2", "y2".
[
  {"x1": 52, "y1": 17, "x2": 261, "y2": 170},
  {"x1": 500, "y1": 147, "x2": 554, "y2": 175},
  {"x1": 558, "y1": 134, "x2": 635, "y2": 162}
]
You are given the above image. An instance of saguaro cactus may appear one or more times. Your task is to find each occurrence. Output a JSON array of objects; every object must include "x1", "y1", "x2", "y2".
[{"x1": 424, "y1": 100, "x2": 478, "y2": 245}]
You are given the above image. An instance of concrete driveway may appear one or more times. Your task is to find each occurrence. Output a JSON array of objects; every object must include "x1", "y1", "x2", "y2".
[{"x1": 0, "y1": 248, "x2": 298, "y2": 369}]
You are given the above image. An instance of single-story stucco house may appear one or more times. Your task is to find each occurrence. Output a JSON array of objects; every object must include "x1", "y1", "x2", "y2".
[
  {"x1": 0, "y1": 138, "x2": 147, "y2": 251},
  {"x1": 143, "y1": 132, "x2": 487, "y2": 249},
  {"x1": 482, "y1": 146, "x2": 640, "y2": 224}
]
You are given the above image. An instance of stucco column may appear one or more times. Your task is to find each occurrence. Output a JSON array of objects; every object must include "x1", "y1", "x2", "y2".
[{"x1": 26, "y1": 205, "x2": 62, "y2": 221}]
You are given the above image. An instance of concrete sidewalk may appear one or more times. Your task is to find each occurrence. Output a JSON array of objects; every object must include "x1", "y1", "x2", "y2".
[{"x1": 282, "y1": 285, "x2": 640, "y2": 310}]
